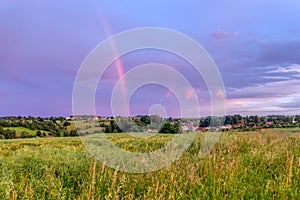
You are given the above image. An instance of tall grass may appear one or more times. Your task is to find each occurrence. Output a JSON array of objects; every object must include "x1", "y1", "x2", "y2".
[{"x1": 0, "y1": 130, "x2": 299, "y2": 199}]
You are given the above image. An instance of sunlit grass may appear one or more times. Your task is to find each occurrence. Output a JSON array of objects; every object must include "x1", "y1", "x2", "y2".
[
  {"x1": 3, "y1": 127, "x2": 50, "y2": 136},
  {"x1": 0, "y1": 131, "x2": 299, "y2": 199}
]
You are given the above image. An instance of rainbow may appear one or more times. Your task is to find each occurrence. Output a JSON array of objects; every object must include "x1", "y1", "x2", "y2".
[{"x1": 94, "y1": 9, "x2": 127, "y2": 95}]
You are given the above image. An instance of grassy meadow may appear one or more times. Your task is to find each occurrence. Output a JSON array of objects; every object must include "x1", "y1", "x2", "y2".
[
  {"x1": 0, "y1": 130, "x2": 299, "y2": 199},
  {"x1": 3, "y1": 127, "x2": 50, "y2": 137}
]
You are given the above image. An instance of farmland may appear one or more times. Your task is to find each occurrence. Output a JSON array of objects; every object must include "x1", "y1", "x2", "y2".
[{"x1": 0, "y1": 130, "x2": 299, "y2": 199}]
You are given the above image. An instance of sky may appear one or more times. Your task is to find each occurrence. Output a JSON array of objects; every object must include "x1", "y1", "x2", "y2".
[{"x1": 0, "y1": 0, "x2": 300, "y2": 117}]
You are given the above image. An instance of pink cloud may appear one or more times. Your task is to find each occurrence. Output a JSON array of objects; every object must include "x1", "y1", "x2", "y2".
[
  {"x1": 227, "y1": 98, "x2": 246, "y2": 106},
  {"x1": 212, "y1": 30, "x2": 239, "y2": 40},
  {"x1": 215, "y1": 89, "x2": 225, "y2": 99},
  {"x1": 185, "y1": 89, "x2": 193, "y2": 100},
  {"x1": 185, "y1": 88, "x2": 199, "y2": 100},
  {"x1": 232, "y1": 32, "x2": 240, "y2": 37},
  {"x1": 165, "y1": 89, "x2": 172, "y2": 98},
  {"x1": 212, "y1": 30, "x2": 229, "y2": 40}
]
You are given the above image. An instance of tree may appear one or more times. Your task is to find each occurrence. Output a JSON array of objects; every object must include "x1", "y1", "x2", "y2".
[
  {"x1": 140, "y1": 116, "x2": 151, "y2": 125},
  {"x1": 254, "y1": 115, "x2": 261, "y2": 124},
  {"x1": 2, "y1": 129, "x2": 16, "y2": 139},
  {"x1": 105, "y1": 125, "x2": 112, "y2": 133},
  {"x1": 70, "y1": 130, "x2": 79, "y2": 137},
  {"x1": 159, "y1": 121, "x2": 181, "y2": 134},
  {"x1": 159, "y1": 122, "x2": 173, "y2": 133},
  {"x1": 11, "y1": 129, "x2": 17, "y2": 139},
  {"x1": 63, "y1": 121, "x2": 71, "y2": 127},
  {"x1": 21, "y1": 131, "x2": 30, "y2": 138},
  {"x1": 199, "y1": 117, "x2": 211, "y2": 127},
  {"x1": 36, "y1": 130, "x2": 42, "y2": 137},
  {"x1": 241, "y1": 118, "x2": 245, "y2": 126},
  {"x1": 105, "y1": 121, "x2": 122, "y2": 133},
  {"x1": 224, "y1": 116, "x2": 233, "y2": 125},
  {"x1": 233, "y1": 114, "x2": 242, "y2": 124},
  {"x1": 150, "y1": 115, "x2": 162, "y2": 124},
  {"x1": 63, "y1": 131, "x2": 70, "y2": 137}
]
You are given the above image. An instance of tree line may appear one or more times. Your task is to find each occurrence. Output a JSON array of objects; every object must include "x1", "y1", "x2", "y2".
[
  {"x1": 0, "y1": 114, "x2": 299, "y2": 139},
  {"x1": 199, "y1": 115, "x2": 300, "y2": 130},
  {"x1": 0, "y1": 116, "x2": 79, "y2": 139}
]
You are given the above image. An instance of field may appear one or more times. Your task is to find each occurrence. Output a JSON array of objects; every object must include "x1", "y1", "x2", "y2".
[
  {"x1": 0, "y1": 130, "x2": 299, "y2": 199},
  {"x1": 3, "y1": 127, "x2": 50, "y2": 137}
]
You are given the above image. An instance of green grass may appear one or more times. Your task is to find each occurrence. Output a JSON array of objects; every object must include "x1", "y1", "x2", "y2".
[
  {"x1": 273, "y1": 127, "x2": 300, "y2": 134},
  {"x1": 3, "y1": 127, "x2": 51, "y2": 136},
  {"x1": 0, "y1": 130, "x2": 299, "y2": 199}
]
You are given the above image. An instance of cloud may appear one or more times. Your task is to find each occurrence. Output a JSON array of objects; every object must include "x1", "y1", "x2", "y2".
[
  {"x1": 165, "y1": 89, "x2": 172, "y2": 98},
  {"x1": 228, "y1": 78, "x2": 300, "y2": 99},
  {"x1": 266, "y1": 64, "x2": 300, "y2": 75},
  {"x1": 227, "y1": 97, "x2": 286, "y2": 115},
  {"x1": 257, "y1": 41, "x2": 300, "y2": 66},
  {"x1": 278, "y1": 96, "x2": 300, "y2": 109},
  {"x1": 232, "y1": 32, "x2": 240, "y2": 37},
  {"x1": 213, "y1": 35, "x2": 300, "y2": 92},
  {"x1": 212, "y1": 30, "x2": 229, "y2": 40},
  {"x1": 211, "y1": 30, "x2": 239, "y2": 40},
  {"x1": 215, "y1": 89, "x2": 225, "y2": 99},
  {"x1": 221, "y1": 61, "x2": 300, "y2": 115},
  {"x1": 185, "y1": 88, "x2": 194, "y2": 100},
  {"x1": 227, "y1": 94, "x2": 300, "y2": 115},
  {"x1": 226, "y1": 76, "x2": 300, "y2": 115}
]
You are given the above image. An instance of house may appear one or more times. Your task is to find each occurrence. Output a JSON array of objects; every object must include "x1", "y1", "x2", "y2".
[
  {"x1": 221, "y1": 124, "x2": 232, "y2": 130},
  {"x1": 233, "y1": 123, "x2": 243, "y2": 128},
  {"x1": 92, "y1": 116, "x2": 99, "y2": 120},
  {"x1": 181, "y1": 125, "x2": 189, "y2": 132},
  {"x1": 146, "y1": 129, "x2": 157, "y2": 133},
  {"x1": 266, "y1": 121, "x2": 273, "y2": 126},
  {"x1": 197, "y1": 127, "x2": 207, "y2": 132}
]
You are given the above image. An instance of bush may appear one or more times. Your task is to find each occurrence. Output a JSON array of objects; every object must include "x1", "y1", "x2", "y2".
[
  {"x1": 36, "y1": 130, "x2": 42, "y2": 137},
  {"x1": 63, "y1": 121, "x2": 71, "y2": 127},
  {"x1": 70, "y1": 130, "x2": 79, "y2": 137},
  {"x1": 21, "y1": 131, "x2": 31, "y2": 138}
]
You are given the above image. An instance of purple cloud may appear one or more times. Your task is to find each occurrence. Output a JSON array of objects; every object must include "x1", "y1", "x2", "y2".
[
  {"x1": 212, "y1": 30, "x2": 229, "y2": 40},
  {"x1": 211, "y1": 30, "x2": 239, "y2": 41}
]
